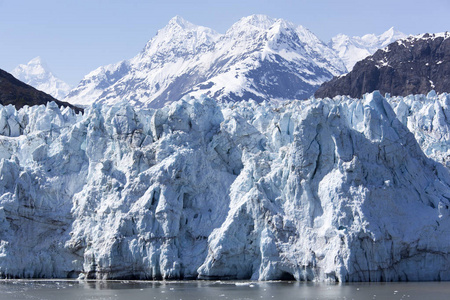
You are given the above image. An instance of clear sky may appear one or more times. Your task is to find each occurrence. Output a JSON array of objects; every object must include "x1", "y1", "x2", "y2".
[{"x1": 1, "y1": 0, "x2": 448, "y2": 86}]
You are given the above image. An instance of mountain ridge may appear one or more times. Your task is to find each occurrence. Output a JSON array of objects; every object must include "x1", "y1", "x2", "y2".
[
  {"x1": 64, "y1": 15, "x2": 346, "y2": 108},
  {"x1": 315, "y1": 32, "x2": 450, "y2": 99},
  {"x1": 12, "y1": 21, "x2": 408, "y2": 108}
]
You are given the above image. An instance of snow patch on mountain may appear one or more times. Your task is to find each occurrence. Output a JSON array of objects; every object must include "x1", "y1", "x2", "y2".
[
  {"x1": 11, "y1": 57, "x2": 72, "y2": 99},
  {"x1": 1, "y1": 91, "x2": 450, "y2": 281},
  {"x1": 330, "y1": 27, "x2": 407, "y2": 71}
]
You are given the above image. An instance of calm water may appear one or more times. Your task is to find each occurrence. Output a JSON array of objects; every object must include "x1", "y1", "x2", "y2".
[{"x1": 0, "y1": 280, "x2": 449, "y2": 300}]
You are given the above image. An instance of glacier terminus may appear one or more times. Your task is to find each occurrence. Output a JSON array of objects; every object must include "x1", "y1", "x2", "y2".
[{"x1": 1, "y1": 91, "x2": 450, "y2": 282}]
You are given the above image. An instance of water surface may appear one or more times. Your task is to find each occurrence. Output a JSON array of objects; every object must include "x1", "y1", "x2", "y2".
[{"x1": 0, "y1": 280, "x2": 449, "y2": 300}]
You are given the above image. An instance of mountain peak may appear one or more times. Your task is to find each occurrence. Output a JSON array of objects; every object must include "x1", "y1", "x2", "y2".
[
  {"x1": 153, "y1": 16, "x2": 209, "y2": 39},
  {"x1": 156, "y1": 15, "x2": 218, "y2": 38},
  {"x1": 270, "y1": 18, "x2": 297, "y2": 31},
  {"x1": 229, "y1": 14, "x2": 276, "y2": 31},
  {"x1": 29, "y1": 56, "x2": 45, "y2": 65},
  {"x1": 383, "y1": 26, "x2": 395, "y2": 34},
  {"x1": 167, "y1": 15, "x2": 194, "y2": 30},
  {"x1": 12, "y1": 56, "x2": 49, "y2": 78},
  {"x1": 379, "y1": 27, "x2": 406, "y2": 42},
  {"x1": 11, "y1": 57, "x2": 71, "y2": 100},
  {"x1": 140, "y1": 16, "x2": 219, "y2": 60},
  {"x1": 330, "y1": 27, "x2": 407, "y2": 71}
]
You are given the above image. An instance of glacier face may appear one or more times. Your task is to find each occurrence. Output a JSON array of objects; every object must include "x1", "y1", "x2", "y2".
[
  {"x1": 1, "y1": 91, "x2": 450, "y2": 281},
  {"x1": 64, "y1": 15, "x2": 346, "y2": 108},
  {"x1": 389, "y1": 91, "x2": 450, "y2": 168},
  {"x1": 11, "y1": 57, "x2": 72, "y2": 100}
]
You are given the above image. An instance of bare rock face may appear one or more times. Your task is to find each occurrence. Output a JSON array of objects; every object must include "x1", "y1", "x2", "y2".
[{"x1": 315, "y1": 32, "x2": 450, "y2": 99}]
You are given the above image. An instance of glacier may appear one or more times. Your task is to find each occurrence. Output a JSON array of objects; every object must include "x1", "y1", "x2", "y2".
[{"x1": 1, "y1": 91, "x2": 450, "y2": 281}]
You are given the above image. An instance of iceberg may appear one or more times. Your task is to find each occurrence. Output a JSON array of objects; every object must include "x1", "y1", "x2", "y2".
[{"x1": 1, "y1": 91, "x2": 450, "y2": 281}]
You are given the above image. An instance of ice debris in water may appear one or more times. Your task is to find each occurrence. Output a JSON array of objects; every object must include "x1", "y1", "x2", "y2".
[{"x1": 1, "y1": 92, "x2": 450, "y2": 282}]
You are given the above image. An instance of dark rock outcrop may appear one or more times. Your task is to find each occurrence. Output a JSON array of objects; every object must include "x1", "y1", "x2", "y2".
[
  {"x1": 315, "y1": 32, "x2": 450, "y2": 99},
  {"x1": 0, "y1": 68, "x2": 82, "y2": 113}
]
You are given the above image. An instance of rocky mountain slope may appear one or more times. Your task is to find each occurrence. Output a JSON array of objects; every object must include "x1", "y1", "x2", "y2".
[
  {"x1": 329, "y1": 27, "x2": 406, "y2": 71},
  {"x1": 0, "y1": 68, "x2": 81, "y2": 113},
  {"x1": 12, "y1": 57, "x2": 72, "y2": 100},
  {"x1": 1, "y1": 91, "x2": 450, "y2": 281},
  {"x1": 315, "y1": 32, "x2": 450, "y2": 99},
  {"x1": 64, "y1": 15, "x2": 346, "y2": 108}
]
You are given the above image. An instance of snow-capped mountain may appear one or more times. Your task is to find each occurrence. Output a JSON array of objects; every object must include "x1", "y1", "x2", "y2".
[
  {"x1": 65, "y1": 15, "x2": 346, "y2": 108},
  {"x1": 329, "y1": 27, "x2": 407, "y2": 71},
  {"x1": 1, "y1": 91, "x2": 450, "y2": 281},
  {"x1": 12, "y1": 57, "x2": 72, "y2": 100}
]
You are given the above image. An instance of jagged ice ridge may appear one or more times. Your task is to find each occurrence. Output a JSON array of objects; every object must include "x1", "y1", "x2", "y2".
[{"x1": 1, "y1": 91, "x2": 450, "y2": 281}]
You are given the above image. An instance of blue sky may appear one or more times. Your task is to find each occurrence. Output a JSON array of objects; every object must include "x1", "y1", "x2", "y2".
[{"x1": 1, "y1": 0, "x2": 448, "y2": 86}]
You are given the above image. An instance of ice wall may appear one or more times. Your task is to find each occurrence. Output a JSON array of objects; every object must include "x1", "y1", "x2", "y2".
[{"x1": 1, "y1": 92, "x2": 450, "y2": 281}]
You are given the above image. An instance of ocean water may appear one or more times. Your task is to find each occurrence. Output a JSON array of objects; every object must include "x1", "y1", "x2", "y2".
[{"x1": 0, "y1": 280, "x2": 449, "y2": 300}]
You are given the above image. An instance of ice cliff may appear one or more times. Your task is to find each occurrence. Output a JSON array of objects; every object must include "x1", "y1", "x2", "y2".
[{"x1": 1, "y1": 91, "x2": 450, "y2": 282}]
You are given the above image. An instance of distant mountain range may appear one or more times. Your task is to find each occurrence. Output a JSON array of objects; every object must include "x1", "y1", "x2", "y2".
[
  {"x1": 315, "y1": 32, "x2": 450, "y2": 99},
  {"x1": 11, "y1": 57, "x2": 71, "y2": 100},
  {"x1": 8, "y1": 15, "x2": 410, "y2": 109},
  {"x1": 64, "y1": 15, "x2": 348, "y2": 108}
]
